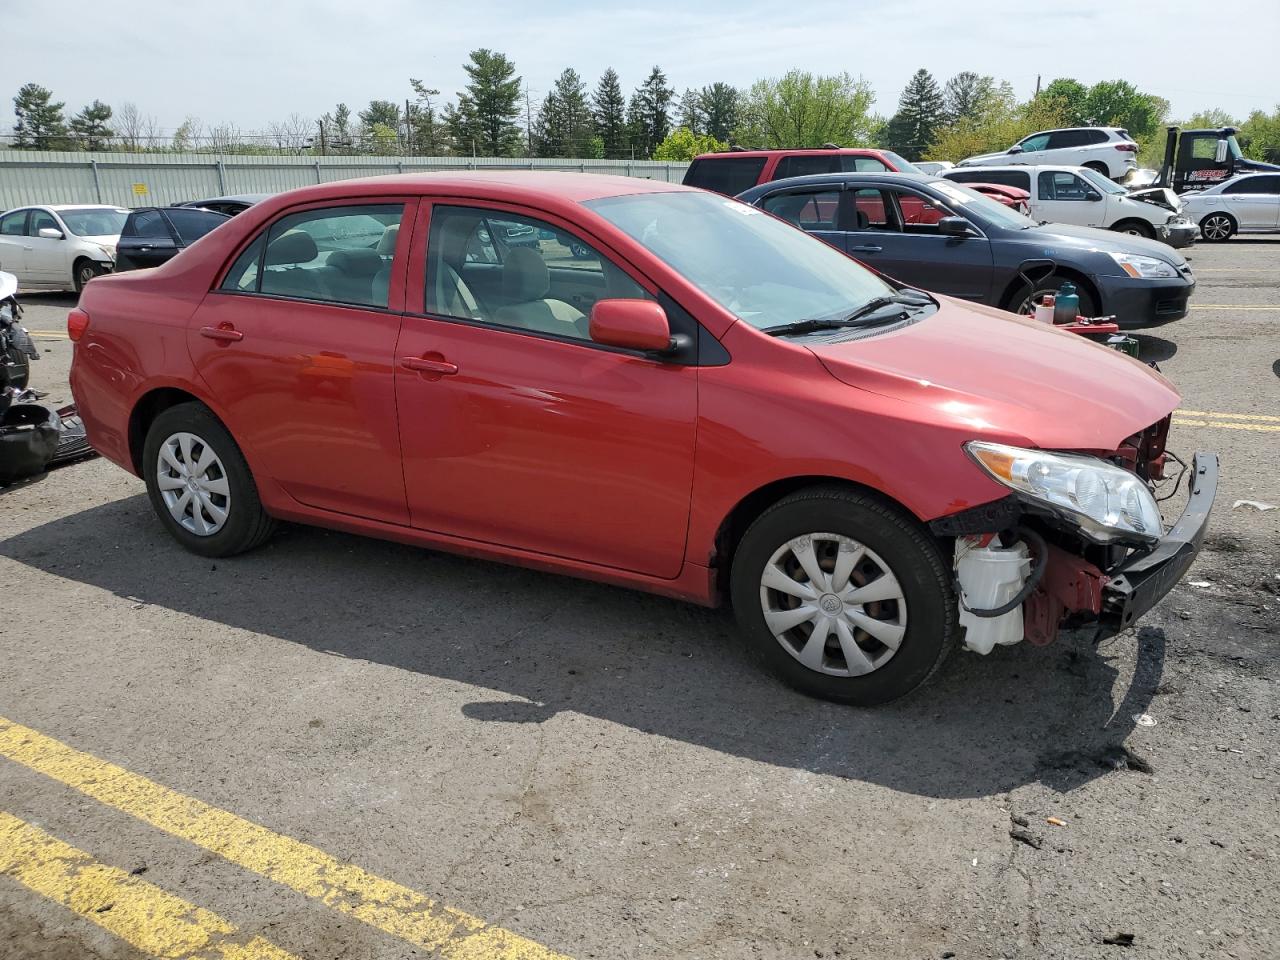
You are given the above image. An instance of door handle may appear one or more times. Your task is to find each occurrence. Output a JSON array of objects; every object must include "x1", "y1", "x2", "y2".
[
  {"x1": 400, "y1": 355, "x2": 458, "y2": 376},
  {"x1": 849, "y1": 245, "x2": 883, "y2": 253},
  {"x1": 200, "y1": 324, "x2": 243, "y2": 342}
]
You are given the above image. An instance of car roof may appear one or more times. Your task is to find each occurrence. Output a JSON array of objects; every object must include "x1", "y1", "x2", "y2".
[
  {"x1": 247, "y1": 171, "x2": 689, "y2": 210},
  {"x1": 180, "y1": 193, "x2": 272, "y2": 206},
  {"x1": 43, "y1": 203, "x2": 129, "y2": 211},
  {"x1": 950, "y1": 164, "x2": 1093, "y2": 174},
  {"x1": 735, "y1": 171, "x2": 942, "y2": 199},
  {"x1": 690, "y1": 147, "x2": 889, "y2": 161}
]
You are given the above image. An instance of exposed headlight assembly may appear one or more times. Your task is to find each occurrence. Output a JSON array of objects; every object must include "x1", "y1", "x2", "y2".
[
  {"x1": 966, "y1": 441, "x2": 1162, "y2": 543},
  {"x1": 1108, "y1": 251, "x2": 1177, "y2": 279}
]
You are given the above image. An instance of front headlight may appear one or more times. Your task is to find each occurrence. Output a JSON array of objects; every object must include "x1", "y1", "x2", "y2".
[
  {"x1": 966, "y1": 441, "x2": 1162, "y2": 543},
  {"x1": 93, "y1": 243, "x2": 116, "y2": 261},
  {"x1": 1108, "y1": 251, "x2": 1177, "y2": 279}
]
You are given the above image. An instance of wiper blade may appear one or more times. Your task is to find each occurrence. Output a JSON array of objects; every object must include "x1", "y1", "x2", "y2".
[{"x1": 764, "y1": 294, "x2": 933, "y2": 337}]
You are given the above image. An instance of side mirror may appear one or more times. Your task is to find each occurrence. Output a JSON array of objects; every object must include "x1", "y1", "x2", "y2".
[
  {"x1": 1085, "y1": 190, "x2": 1102, "y2": 202},
  {"x1": 1007, "y1": 145, "x2": 1023, "y2": 155},
  {"x1": 938, "y1": 216, "x2": 974, "y2": 237},
  {"x1": 1214, "y1": 139, "x2": 1229, "y2": 164},
  {"x1": 37, "y1": 227, "x2": 64, "y2": 240},
  {"x1": 589, "y1": 299, "x2": 672, "y2": 352}
]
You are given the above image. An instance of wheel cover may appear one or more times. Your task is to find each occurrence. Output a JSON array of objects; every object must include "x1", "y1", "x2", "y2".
[
  {"x1": 156, "y1": 431, "x2": 231, "y2": 536},
  {"x1": 759, "y1": 532, "x2": 907, "y2": 677},
  {"x1": 78, "y1": 265, "x2": 94, "y2": 283},
  {"x1": 1203, "y1": 215, "x2": 1231, "y2": 240}
]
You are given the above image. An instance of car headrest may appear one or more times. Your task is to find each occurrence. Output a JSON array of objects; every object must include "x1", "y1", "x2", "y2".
[
  {"x1": 265, "y1": 230, "x2": 318, "y2": 266},
  {"x1": 855, "y1": 210, "x2": 869, "y2": 229},
  {"x1": 327, "y1": 248, "x2": 382, "y2": 277},
  {"x1": 502, "y1": 247, "x2": 550, "y2": 302},
  {"x1": 376, "y1": 224, "x2": 399, "y2": 256}
]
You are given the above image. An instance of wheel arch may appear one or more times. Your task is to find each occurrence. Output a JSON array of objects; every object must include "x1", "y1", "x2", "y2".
[
  {"x1": 1110, "y1": 218, "x2": 1155, "y2": 236},
  {"x1": 709, "y1": 475, "x2": 924, "y2": 604},
  {"x1": 128, "y1": 385, "x2": 212, "y2": 475},
  {"x1": 998, "y1": 265, "x2": 1101, "y2": 315}
]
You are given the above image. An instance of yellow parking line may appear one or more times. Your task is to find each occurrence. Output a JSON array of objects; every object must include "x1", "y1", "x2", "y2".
[
  {"x1": 0, "y1": 811, "x2": 299, "y2": 960},
  {"x1": 1188, "y1": 305, "x2": 1280, "y2": 310},
  {"x1": 26, "y1": 329, "x2": 69, "y2": 338},
  {"x1": 1177, "y1": 409, "x2": 1280, "y2": 423},
  {"x1": 1173, "y1": 418, "x2": 1280, "y2": 432},
  {"x1": 0, "y1": 717, "x2": 571, "y2": 960}
]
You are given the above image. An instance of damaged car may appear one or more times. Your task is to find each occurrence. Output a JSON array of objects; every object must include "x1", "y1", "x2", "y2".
[{"x1": 68, "y1": 173, "x2": 1216, "y2": 705}]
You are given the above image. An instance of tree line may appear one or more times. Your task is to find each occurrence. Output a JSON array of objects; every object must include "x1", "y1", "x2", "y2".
[{"x1": 9, "y1": 54, "x2": 1280, "y2": 166}]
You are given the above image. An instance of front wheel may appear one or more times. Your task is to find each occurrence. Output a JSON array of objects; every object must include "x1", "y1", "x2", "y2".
[
  {"x1": 1199, "y1": 212, "x2": 1236, "y2": 242},
  {"x1": 1010, "y1": 276, "x2": 1098, "y2": 318},
  {"x1": 1112, "y1": 219, "x2": 1155, "y2": 240},
  {"x1": 729, "y1": 486, "x2": 958, "y2": 705},
  {"x1": 73, "y1": 259, "x2": 102, "y2": 293},
  {"x1": 142, "y1": 402, "x2": 276, "y2": 557}
]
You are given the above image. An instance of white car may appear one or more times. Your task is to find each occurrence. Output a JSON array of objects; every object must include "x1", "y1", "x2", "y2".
[
  {"x1": 0, "y1": 204, "x2": 128, "y2": 292},
  {"x1": 943, "y1": 165, "x2": 1199, "y2": 247},
  {"x1": 956, "y1": 127, "x2": 1139, "y2": 181},
  {"x1": 1179, "y1": 173, "x2": 1280, "y2": 242}
]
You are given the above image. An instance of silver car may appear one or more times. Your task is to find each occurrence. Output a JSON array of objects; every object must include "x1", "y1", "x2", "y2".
[
  {"x1": 0, "y1": 204, "x2": 128, "y2": 292},
  {"x1": 1181, "y1": 173, "x2": 1280, "y2": 242}
]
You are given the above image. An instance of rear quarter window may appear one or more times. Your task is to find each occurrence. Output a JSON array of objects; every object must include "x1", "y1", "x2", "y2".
[{"x1": 682, "y1": 157, "x2": 768, "y2": 196}]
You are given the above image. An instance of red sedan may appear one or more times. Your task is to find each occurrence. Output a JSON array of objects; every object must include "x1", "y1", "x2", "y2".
[{"x1": 69, "y1": 173, "x2": 1215, "y2": 705}]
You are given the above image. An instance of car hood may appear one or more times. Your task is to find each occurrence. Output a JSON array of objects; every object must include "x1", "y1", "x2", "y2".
[
  {"x1": 1019, "y1": 222, "x2": 1187, "y2": 267},
  {"x1": 809, "y1": 299, "x2": 1180, "y2": 451}
]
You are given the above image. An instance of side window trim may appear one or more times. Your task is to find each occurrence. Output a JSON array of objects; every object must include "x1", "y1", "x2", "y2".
[{"x1": 215, "y1": 197, "x2": 413, "y2": 311}]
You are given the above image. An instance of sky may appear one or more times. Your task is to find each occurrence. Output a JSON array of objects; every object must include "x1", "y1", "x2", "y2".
[{"x1": 5, "y1": 0, "x2": 1278, "y2": 136}]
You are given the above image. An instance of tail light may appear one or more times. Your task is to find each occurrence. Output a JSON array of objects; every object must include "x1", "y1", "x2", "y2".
[
  {"x1": 1115, "y1": 143, "x2": 1138, "y2": 152},
  {"x1": 67, "y1": 308, "x2": 90, "y2": 342}
]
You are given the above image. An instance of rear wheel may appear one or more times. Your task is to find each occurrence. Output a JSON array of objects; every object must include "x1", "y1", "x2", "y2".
[
  {"x1": 142, "y1": 402, "x2": 275, "y2": 557},
  {"x1": 729, "y1": 486, "x2": 957, "y2": 706},
  {"x1": 1084, "y1": 161, "x2": 1111, "y2": 178},
  {"x1": 1112, "y1": 219, "x2": 1155, "y2": 240},
  {"x1": 1199, "y1": 212, "x2": 1236, "y2": 242}
]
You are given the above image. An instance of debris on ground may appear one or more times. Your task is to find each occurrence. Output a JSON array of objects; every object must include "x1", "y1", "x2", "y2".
[
  {"x1": 1046, "y1": 817, "x2": 1067, "y2": 827},
  {"x1": 1232, "y1": 499, "x2": 1276, "y2": 511},
  {"x1": 1010, "y1": 827, "x2": 1043, "y2": 849},
  {"x1": 1102, "y1": 931, "x2": 1136, "y2": 946}
]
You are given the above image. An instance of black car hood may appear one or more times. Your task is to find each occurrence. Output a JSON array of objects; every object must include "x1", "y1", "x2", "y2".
[{"x1": 1012, "y1": 221, "x2": 1187, "y2": 267}]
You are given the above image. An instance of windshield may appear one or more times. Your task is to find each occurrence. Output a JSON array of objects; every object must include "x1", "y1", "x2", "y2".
[
  {"x1": 929, "y1": 181, "x2": 1036, "y2": 230},
  {"x1": 586, "y1": 191, "x2": 896, "y2": 332},
  {"x1": 1077, "y1": 167, "x2": 1127, "y2": 196},
  {"x1": 881, "y1": 151, "x2": 924, "y2": 175},
  {"x1": 59, "y1": 207, "x2": 128, "y2": 237}
]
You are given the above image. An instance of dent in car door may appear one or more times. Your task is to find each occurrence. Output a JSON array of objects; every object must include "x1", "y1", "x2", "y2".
[{"x1": 395, "y1": 201, "x2": 697, "y2": 579}]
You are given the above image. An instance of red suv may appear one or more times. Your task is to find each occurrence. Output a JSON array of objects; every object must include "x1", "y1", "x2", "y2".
[
  {"x1": 69, "y1": 173, "x2": 1215, "y2": 706},
  {"x1": 682, "y1": 147, "x2": 924, "y2": 196}
]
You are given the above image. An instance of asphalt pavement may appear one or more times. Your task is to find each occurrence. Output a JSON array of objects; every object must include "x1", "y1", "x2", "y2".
[{"x1": 1, "y1": 239, "x2": 1277, "y2": 960}]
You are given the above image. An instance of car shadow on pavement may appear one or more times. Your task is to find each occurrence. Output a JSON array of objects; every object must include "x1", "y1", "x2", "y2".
[
  {"x1": 1, "y1": 495, "x2": 1165, "y2": 800},
  {"x1": 1132, "y1": 334, "x2": 1177, "y2": 363}
]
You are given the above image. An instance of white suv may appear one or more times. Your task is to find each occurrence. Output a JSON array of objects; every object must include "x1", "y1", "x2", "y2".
[
  {"x1": 956, "y1": 127, "x2": 1139, "y2": 181},
  {"x1": 0, "y1": 204, "x2": 128, "y2": 293}
]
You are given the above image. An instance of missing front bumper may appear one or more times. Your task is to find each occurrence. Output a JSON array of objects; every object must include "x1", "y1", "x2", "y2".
[{"x1": 1100, "y1": 451, "x2": 1218, "y2": 633}]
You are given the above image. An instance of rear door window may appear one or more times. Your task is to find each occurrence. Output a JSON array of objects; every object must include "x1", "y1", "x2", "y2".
[
  {"x1": 164, "y1": 208, "x2": 230, "y2": 245},
  {"x1": 0, "y1": 210, "x2": 27, "y2": 235},
  {"x1": 125, "y1": 209, "x2": 173, "y2": 240},
  {"x1": 682, "y1": 157, "x2": 767, "y2": 195},
  {"x1": 1224, "y1": 176, "x2": 1280, "y2": 195},
  {"x1": 760, "y1": 189, "x2": 843, "y2": 229}
]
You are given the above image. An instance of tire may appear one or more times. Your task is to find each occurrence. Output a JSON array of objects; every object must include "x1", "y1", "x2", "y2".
[
  {"x1": 1111, "y1": 219, "x2": 1155, "y2": 240},
  {"x1": 1084, "y1": 161, "x2": 1111, "y2": 178},
  {"x1": 729, "y1": 485, "x2": 958, "y2": 706},
  {"x1": 1008, "y1": 275, "x2": 1098, "y2": 318},
  {"x1": 142, "y1": 402, "x2": 275, "y2": 557},
  {"x1": 73, "y1": 259, "x2": 101, "y2": 294},
  {"x1": 1199, "y1": 212, "x2": 1236, "y2": 242}
]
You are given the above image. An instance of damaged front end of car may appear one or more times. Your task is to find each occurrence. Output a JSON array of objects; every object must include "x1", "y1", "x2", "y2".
[{"x1": 930, "y1": 415, "x2": 1217, "y2": 654}]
